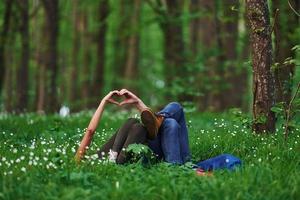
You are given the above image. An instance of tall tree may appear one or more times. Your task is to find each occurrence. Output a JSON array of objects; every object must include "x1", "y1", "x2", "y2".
[
  {"x1": 246, "y1": 0, "x2": 275, "y2": 133},
  {"x1": 34, "y1": 6, "x2": 46, "y2": 113},
  {"x1": 163, "y1": 0, "x2": 185, "y2": 93},
  {"x1": 123, "y1": 0, "x2": 141, "y2": 89},
  {"x1": 112, "y1": 0, "x2": 141, "y2": 91},
  {"x1": 91, "y1": 0, "x2": 109, "y2": 107},
  {"x1": 80, "y1": 13, "x2": 92, "y2": 109},
  {"x1": 147, "y1": 0, "x2": 185, "y2": 100},
  {"x1": 190, "y1": 0, "x2": 223, "y2": 110},
  {"x1": 41, "y1": 0, "x2": 59, "y2": 112},
  {"x1": 190, "y1": 0, "x2": 248, "y2": 110},
  {"x1": 273, "y1": 0, "x2": 299, "y2": 105},
  {"x1": 16, "y1": 0, "x2": 29, "y2": 112},
  {"x1": 0, "y1": 0, "x2": 14, "y2": 97},
  {"x1": 69, "y1": 0, "x2": 81, "y2": 107},
  {"x1": 220, "y1": 0, "x2": 247, "y2": 109}
]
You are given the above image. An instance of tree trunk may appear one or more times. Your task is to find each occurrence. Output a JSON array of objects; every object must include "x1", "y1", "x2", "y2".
[
  {"x1": 194, "y1": 0, "x2": 223, "y2": 110},
  {"x1": 220, "y1": 0, "x2": 247, "y2": 109},
  {"x1": 0, "y1": 0, "x2": 14, "y2": 97},
  {"x1": 34, "y1": 9, "x2": 47, "y2": 114},
  {"x1": 41, "y1": 0, "x2": 59, "y2": 112},
  {"x1": 189, "y1": 0, "x2": 200, "y2": 57},
  {"x1": 246, "y1": 0, "x2": 275, "y2": 133},
  {"x1": 4, "y1": 55, "x2": 13, "y2": 112},
  {"x1": 162, "y1": 0, "x2": 185, "y2": 100},
  {"x1": 91, "y1": 0, "x2": 109, "y2": 107},
  {"x1": 273, "y1": 0, "x2": 299, "y2": 105},
  {"x1": 16, "y1": 0, "x2": 29, "y2": 112},
  {"x1": 69, "y1": 0, "x2": 81, "y2": 109},
  {"x1": 80, "y1": 13, "x2": 92, "y2": 109},
  {"x1": 112, "y1": 0, "x2": 140, "y2": 90},
  {"x1": 123, "y1": 0, "x2": 141, "y2": 90}
]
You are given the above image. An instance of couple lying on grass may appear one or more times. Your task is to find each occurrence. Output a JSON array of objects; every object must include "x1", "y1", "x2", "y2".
[{"x1": 75, "y1": 89, "x2": 190, "y2": 165}]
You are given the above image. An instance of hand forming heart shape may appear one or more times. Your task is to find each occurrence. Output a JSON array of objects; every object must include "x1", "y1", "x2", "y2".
[{"x1": 105, "y1": 89, "x2": 139, "y2": 106}]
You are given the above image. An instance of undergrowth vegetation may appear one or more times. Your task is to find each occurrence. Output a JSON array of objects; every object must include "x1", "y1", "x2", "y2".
[{"x1": 0, "y1": 110, "x2": 299, "y2": 200}]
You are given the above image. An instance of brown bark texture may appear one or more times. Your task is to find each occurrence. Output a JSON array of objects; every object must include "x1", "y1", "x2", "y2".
[{"x1": 246, "y1": 0, "x2": 275, "y2": 133}]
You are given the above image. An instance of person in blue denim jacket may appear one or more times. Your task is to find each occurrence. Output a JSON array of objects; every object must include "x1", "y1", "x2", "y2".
[{"x1": 76, "y1": 89, "x2": 190, "y2": 165}]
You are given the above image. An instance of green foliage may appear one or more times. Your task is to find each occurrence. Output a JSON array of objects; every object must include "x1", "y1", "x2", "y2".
[
  {"x1": 125, "y1": 143, "x2": 156, "y2": 165},
  {"x1": 229, "y1": 108, "x2": 251, "y2": 128},
  {"x1": 272, "y1": 91, "x2": 300, "y2": 131},
  {"x1": 0, "y1": 111, "x2": 299, "y2": 199}
]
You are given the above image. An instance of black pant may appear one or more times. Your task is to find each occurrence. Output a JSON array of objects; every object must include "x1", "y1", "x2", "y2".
[{"x1": 98, "y1": 118, "x2": 148, "y2": 164}]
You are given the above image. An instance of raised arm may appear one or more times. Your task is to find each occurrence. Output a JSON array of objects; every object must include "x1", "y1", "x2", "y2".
[{"x1": 75, "y1": 90, "x2": 119, "y2": 162}]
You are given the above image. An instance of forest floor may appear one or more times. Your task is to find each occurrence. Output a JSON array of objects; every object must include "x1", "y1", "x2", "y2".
[{"x1": 0, "y1": 110, "x2": 299, "y2": 200}]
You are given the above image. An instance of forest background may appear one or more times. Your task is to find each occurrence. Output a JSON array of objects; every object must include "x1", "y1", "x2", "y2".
[
  {"x1": 0, "y1": 1, "x2": 300, "y2": 199},
  {"x1": 0, "y1": 0, "x2": 299, "y2": 121}
]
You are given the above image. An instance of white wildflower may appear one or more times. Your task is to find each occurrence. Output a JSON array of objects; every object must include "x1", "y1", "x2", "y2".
[{"x1": 21, "y1": 167, "x2": 26, "y2": 172}]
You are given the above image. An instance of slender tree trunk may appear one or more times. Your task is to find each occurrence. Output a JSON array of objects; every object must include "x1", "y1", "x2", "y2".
[
  {"x1": 36, "y1": 60, "x2": 46, "y2": 114},
  {"x1": 123, "y1": 0, "x2": 141, "y2": 89},
  {"x1": 112, "y1": 0, "x2": 138, "y2": 89},
  {"x1": 91, "y1": 0, "x2": 109, "y2": 107},
  {"x1": 69, "y1": 0, "x2": 80, "y2": 109},
  {"x1": 4, "y1": 63, "x2": 13, "y2": 112},
  {"x1": 41, "y1": 0, "x2": 59, "y2": 112},
  {"x1": 35, "y1": 11, "x2": 47, "y2": 114},
  {"x1": 0, "y1": 0, "x2": 14, "y2": 97},
  {"x1": 273, "y1": 0, "x2": 299, "y2": 105},
  {"x1": 246, "y1": 0, "x2": 275, "y2": 133},
  {"x1": 16, "y1": 0, "x2": 29, "y2": 112},
  {"x1": 195, "y1": 0, "x2": 222, "y2": 110},
  {"x1": 80, "y1": 13, "x2": 91, "y2": 109},
  {"x1": 220, "y1": 0, "x2": 247, "y2": 109},
  {"x1": 162, "y1": 0, "x2": 185, "y2": 100}
]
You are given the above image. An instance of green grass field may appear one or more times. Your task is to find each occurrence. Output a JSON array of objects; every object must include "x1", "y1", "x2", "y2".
[{"x1": 0, "y1": 110, "x2": 299, "y2": 200}]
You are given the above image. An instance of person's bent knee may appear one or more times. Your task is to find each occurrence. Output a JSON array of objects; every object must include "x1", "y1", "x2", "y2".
[
  {"x1": 169, "y1": 102, "x2": 182, "y2": 109},
  {"x1": 167, "y1": 102, "x2": 183, "y2": 113},
  {"x1": 162, "y1": 118, "x2": 180, "y2": 131}
]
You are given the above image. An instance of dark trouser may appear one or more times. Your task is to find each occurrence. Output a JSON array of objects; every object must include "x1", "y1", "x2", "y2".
[{"x1": 98, "y1": 118, "x2": 147, "y2": 164}]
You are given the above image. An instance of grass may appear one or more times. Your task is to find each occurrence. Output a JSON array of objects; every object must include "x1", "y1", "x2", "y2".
[{"x1": 0, "y1": 110, "x2": 299, "y2": 200}]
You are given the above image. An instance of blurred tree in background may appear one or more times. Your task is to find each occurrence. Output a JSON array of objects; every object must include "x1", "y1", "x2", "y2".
[{"x1": 0, "y1": 0, "x2": 299, "y2": 132}]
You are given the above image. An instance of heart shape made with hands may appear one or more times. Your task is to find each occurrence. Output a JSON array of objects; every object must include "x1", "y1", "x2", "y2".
[
  {"x1": 110, "y1": 92, "x2": 126, "y2": 104},
  {"x1": 108, "y1": 90, "x2": 138, "y2": 106}
]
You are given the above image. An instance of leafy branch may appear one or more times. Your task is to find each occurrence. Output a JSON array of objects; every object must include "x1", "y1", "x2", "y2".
[{"x1": 272, "y1": 82, "x2": 300, "y2": 139}]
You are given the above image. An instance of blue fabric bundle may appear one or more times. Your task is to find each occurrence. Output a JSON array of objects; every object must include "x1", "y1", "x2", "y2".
[{"x1": 195, "y1": 154, "x2": 242, "y2": 171}]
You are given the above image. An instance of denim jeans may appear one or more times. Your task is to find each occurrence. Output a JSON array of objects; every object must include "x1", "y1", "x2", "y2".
[{"x1": 147, "y1": 102, "x2": 191, "y2": 164}]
